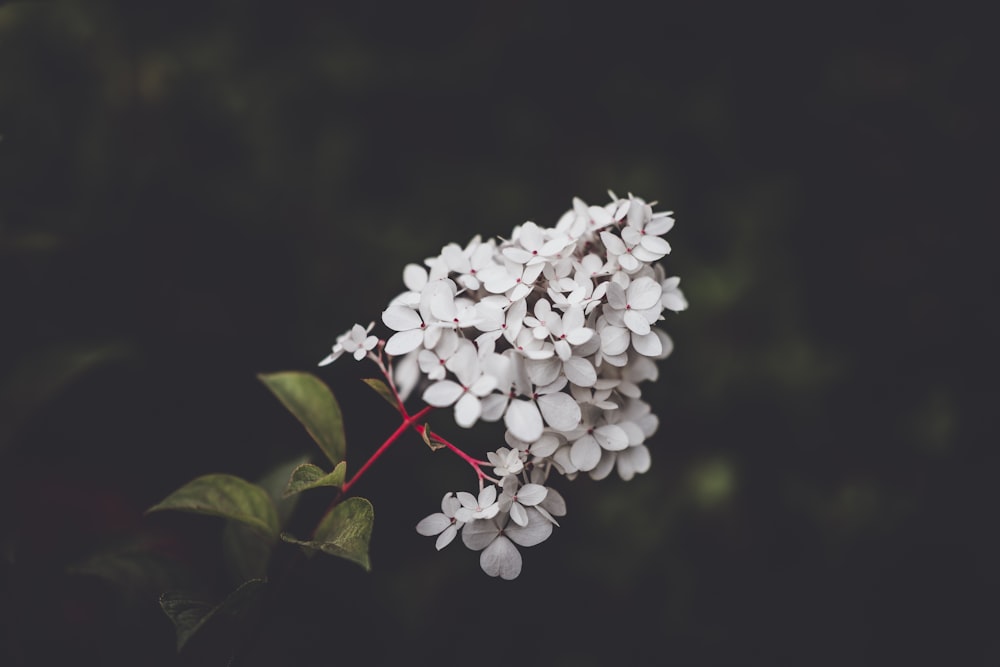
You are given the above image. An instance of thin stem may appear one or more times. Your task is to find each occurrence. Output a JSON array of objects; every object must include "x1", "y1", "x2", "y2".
[
  {"x1": 424, "y1": 429, "x2": 498, "y2": 484},
  {"x1": 340, "y1": 404, "x2": 434, "y2": 495}
]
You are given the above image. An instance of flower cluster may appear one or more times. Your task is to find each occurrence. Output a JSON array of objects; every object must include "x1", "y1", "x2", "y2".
[{"x1": 321, "y1": 191, "x2": 686, "y2": 579}]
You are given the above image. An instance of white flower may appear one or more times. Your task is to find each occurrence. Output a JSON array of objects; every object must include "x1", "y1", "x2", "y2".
[
  {"x1": 504, "y1": 376, "x2": 582, "y2": 444},
  {"x1": 421, "y1": 339, "x2": 497, "y2": 428},
  {"x1": 487, "y1": 447, "x2": 524, "y2": 477},
  {"x1": 461, "y1": 508, "x2": 553, "y2": 580},
  {"x1": 453, "y1": 485, "x2": 501, "y2": 523},
  {"x1": 503, "y1": 221, "x2": 574, "y2": 266},
  {"x1": 660, "y1": 275, "x2": 688, "y2": 312},
  {"x1": 322, "y1": 190, "x2": 686, "y2": 579},
  {"x1": 604, "y1": 276, "x2": 663, "y2": 336},
  {"x1": 563, "y1": 407, "x2": 630, "y2": 473},
  {"x1": 318, "y1": 322, "x2": 378, "y2": 365},
  {"x1": 415, "y1": 492, "x2": 464, "y2": 550},
  {"x1": 499, "y1": 475, "x2": 548, "y2": 527}
]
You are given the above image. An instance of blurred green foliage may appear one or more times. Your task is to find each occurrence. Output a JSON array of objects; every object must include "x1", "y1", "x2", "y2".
[{"x1": 1, "y1": 2, "x2": 996, "y2": 666}]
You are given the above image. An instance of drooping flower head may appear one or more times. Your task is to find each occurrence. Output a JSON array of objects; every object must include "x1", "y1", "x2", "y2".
[{"x1": 324, "y1": 191, "x2": 686, "y2": 578}]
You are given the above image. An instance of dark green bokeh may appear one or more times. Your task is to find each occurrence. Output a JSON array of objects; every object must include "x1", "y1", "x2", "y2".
[{"x1": 1, "y1": 3, "x2": 995, "y2": 665}]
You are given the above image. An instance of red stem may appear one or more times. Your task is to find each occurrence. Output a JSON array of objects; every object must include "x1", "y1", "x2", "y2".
[{"x1": 340, "y1": 404, "x2": 434, "y2": 495}]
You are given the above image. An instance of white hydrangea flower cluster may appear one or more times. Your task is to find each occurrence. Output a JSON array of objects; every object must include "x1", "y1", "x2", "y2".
[{"x1": 322, "y1": 191, "x2": 686, "y2": 579}]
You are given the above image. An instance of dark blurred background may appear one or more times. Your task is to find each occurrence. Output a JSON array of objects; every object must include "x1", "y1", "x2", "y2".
[{"x1": 1, "y1": 2, "x2": 996, "y2": 665}]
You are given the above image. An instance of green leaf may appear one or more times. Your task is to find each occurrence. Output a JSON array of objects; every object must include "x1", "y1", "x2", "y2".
[
  {"x1": 223, "y1": 456, "x2": 309, "y2": 583},
  {"x1": 147, "y1": 474, "x2": 279, "y2": 540},
  {"x1": 0, "y1": 341, "x2": 131, "y2": 455},
  {"x1": 258, "y1": 371, "x2": 346, "y2": 466},
  {"x1": 282, "y1": 461, "x2": 347, "y2": 498},
  {"x1": 68, "y1": 530, "x2": 193, "y2": 601},
  {"x1": 281, "y1": 497, "x2": 374, "y2": 571},
  {"x1": 361, "y1": 377, "x2": 401, "y2": 413},
  {"x1": 254, "y1": 455, "x2": 311, "y2": 528},
  {"x1": 160, "y1": 578, "x2": 267, "y2": 653}
]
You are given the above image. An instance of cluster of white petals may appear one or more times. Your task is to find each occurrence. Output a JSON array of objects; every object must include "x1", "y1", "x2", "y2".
[{"x1": 323, "y1": 191, "x2": 686, "y2": 578}]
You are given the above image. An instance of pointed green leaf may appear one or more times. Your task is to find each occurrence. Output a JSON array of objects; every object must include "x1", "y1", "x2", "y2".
[
  {"x1": 280, "y1": 497, "x2": 374, "y2": 571},
  {"x1": 255, "y1": 455, "x2": 311, "y2": 528},
  {"x1": 160, "y1": 578, "x2": 267, "y2": 652},
  {"x1": 68, "y1": 531, "x2": 192, "y2": 601},
  {"x1": 282, "y1": 461, "x2": 347, "y2": 498},
  {"x1": 147, "y1": 474, "x2": 279, "y2": 540},
  {"x1": 258, "y1": 371, "x2": 346, "y2": 465},
  {"x1": 0, "y1": 341, "x2": 131, "y2": 454},
  {"x1": 222, "y1": 522, "x2": 273, "y2": 583},
  {"x1": 361, "y1": 378, "x2": 402, "y2": 413},
  {"x1": 223, "y1": 456, "x2": 309, "y2": 583}
]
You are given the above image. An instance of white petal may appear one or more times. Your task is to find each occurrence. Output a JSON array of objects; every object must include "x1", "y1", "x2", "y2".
[
  {"x1": 645, "y1": 214, "x2": 674, "y2": 236},
  {"x1": 522, "y1": 262, "x2": 544, "y2": 284},
  {"x1": 480, "y1": 535, "x2": 522, "y2": 580},
  {"x1": 624, "y1": 309, "x2": 651, "y2": 335},
  {"x1": 627, "y1": 277, "x2": 662, "y2": 310},
  {"x1": 502, "y1": 247, "x2": 534, "y2": 264},
  {"x1": 526, "y1": 357, "x2": 561, "y2": 387},
  {"x1": 442, "y1": 493, "x2": 461, "y2": 515},
  {"x1": 619, "y1": 420, "x2": 646, "y2": 446},
  {"x1": 403, "y1": 263, "x2": 428, "y2": 292},
  {"x1": 562, "y1": 356, "x2": 596, "y2": 387},
  {"x1": 640, "y1": 234, "x2": 671, "y2": 256},
  {"x1": 382, "y1": 305, "x2": 421, "y2": 332},
  {"x1": 509, "y1": 283, "x2": 532, "y2": 302},
  {"x1": 654, "y1": 328, "x2": 674, "y2": 360},
  {"x1": 461, "y1": 517, "x2": 499, "y2": 550},
  {"x1": 565, "y1": 327, "x2": 594, "y2": 345},
  {"x1": 427, "y1": 281, "x2": 457, "y2": 321},
  {"x1": 479, "y1": 484, "x2": 498, "y2": 507},
  {"x1": 434, "y1": 524, "x2": 458, "y2": 550},
  {"x1": 600, "y1": 231, "x2": 626, "y2": 255},
  {"x1": 318, "y1": 346, "x2": 344, "y2": 366},
  {"x1": 480, "y1": 394, "x2": 509, "y2": 422},
  {"x1": 504, "y1": 399, "x2": 544, "y2": 443},
  {"x1": 422, "y1": 380, "x2": 464, "y2": 407},
  {"x1": 619, "y1": 444, "x2": 652, "y2": 479},
  {"x1": 441, "y1": 243, "x2": 470, "y2": 273},
  {"x1": 621, "y1": 226, "x2": 642, "y2": 247},
  {"x1": 539, "y1": 487, "x2": 567, "y2": 517},
  {"x1": 454, "y1": 393, "x2": 482, "y2": 428},
  {"x1": 594, "y1": 424, "x2": 630, "y2": 451},
  {"x1": 505, "y1": 509, "x2": 554, "y2": 547},
  {"x1": 587, "y1": 449, "x2": 615, "y2": 480},
  {"x1": 589, "y1": 206, "x2": 614, "y2": 227},
  {"x1": 602, "y1": 350, "x2": 629, "y2": 367},
  {"x1": 600, "y1": 325, "x2": 630, "y2": 356},
  {"x1": 510, "y1": 502, "x2": 528, "y2": 527},
  {"x1": 618, "y1": 253, "x2": 640, "y2": 272},
  {"x1": 537, "y1": 392, "x2": 581, "y2": 432},
  {"x1": 605, "y1": 282, "x2": 627, "y2": 310},
  {"x1": 445, "y1": 339, "x2": 478, "y2": 386},
  {"x1": 470, "y1": 374, "x2": 497, "y2": 397},
  {"x1": 613, "y1": 198, "x2": 631, "y2": 220},
  {"x1": 483, "y1": 271, "x2": 518, "y2": 294},
  {"x1": 531, "y1": 433, "x2": 561, "y2": 457},
  {"x1": 570, "y1": 434, "x2": 602, "y2": 471},
  {"x1": 515, "y1": 483, "x2": 547, "y2": 506},
  {"x1": 662, "y1": 291, "x2": 688, "y2": 312},
  {"x1": 631, "y1": 330, "x2": 663, "y2": 357},
  {"x1": 475, "y1": 303, "x2": 505, "y2": 331},
  {"x1": 415, "y1": 513, "x2": 450, "y2": 536},
  {"x1": 384, "y1": 328, "x2": 424, "y2": 356}
]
